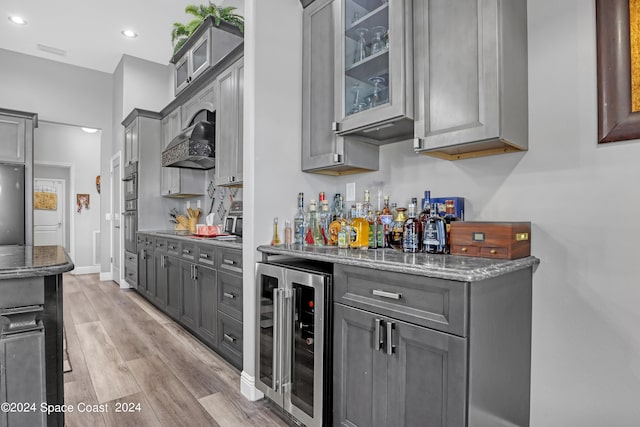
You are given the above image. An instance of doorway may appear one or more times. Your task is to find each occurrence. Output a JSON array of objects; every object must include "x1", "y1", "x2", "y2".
[
  {"x1": 111, "y1": 152, "x2": 124, "y2": 286},
  {"x1": 33, "y1": 178, "x2": 65, "y2": 247}
]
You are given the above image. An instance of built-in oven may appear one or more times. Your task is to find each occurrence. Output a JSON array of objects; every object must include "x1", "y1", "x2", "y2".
[
  {"x1": 123, "y1": 199, "x2": 137, "y2": 254},
  {"x1": 123, "y1": 161, "x2": 138, "y2": 201},
  {"x1": 255, "y1": 257, "x2": 332, "y2": 427}
]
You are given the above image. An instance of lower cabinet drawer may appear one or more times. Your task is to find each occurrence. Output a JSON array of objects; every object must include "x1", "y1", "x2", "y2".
[
  {"x1": 334, "y1": 264, "x2": 468, "y2": 337},
  {"x1": 217, "y1": 312, "x2": 242, "y2": 369},
  {"x1": 217, "y1": 271, "x2": 243, "y2": 321},
  {"x1": 124, "y1": 260, "x2": 137, "y2": 286}
]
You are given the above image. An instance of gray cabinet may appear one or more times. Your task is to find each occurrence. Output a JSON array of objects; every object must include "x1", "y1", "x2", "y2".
[
  {"x1": 333, "y1": 263, "x2": 532, "y2": 427},
  {"x1": 195, "y1": 265, "x2": 217, "y2": 347},
  {"x1": 215, "y1": 58, "x2": 244, "y2": 187},
  {"x1": 412, "y1": 0, "x2": 528, "y2": 160},
  {"x1": 124, "y1": 118, "x2": 139, "y2": 165},
  {"x1": 181, "y1": 81, "x2": 216, "y2": 129},
  {"x1": 152, "y1": 239, "x2": 168, "y2": 309},
  {"x1": 171, "y1": 17, "x2": 243, "y2": 96},
  {"x1": 160, "y1": 107, "x2": 204, "y2": 198},
  {"x1": 215, "y1": 247, "x2": 243, "y2": 369},
  {"x1": 137, "y1": 236, "x2": 154, "y2": 298},
  {"x1": 301, "y1": 0, "x2": 379, "y2": 175},
  {"x1": 124, "y1": 250, "x2": 137, "y2": 288},
  {"x1": 0, "y1": 113, "x2": 27, "y2": 163},
  {"x1": 333, "y1": 0, "x2": 414, "y2": 142},
  {"x1": 179, "y1": 242, "x2": 198, "y2": 329}
]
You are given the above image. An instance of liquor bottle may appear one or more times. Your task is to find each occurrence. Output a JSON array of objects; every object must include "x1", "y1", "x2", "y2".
[
  {"x1": 390, "y1": 202, "x2": 398, "y2": 218},
  {"x1": 306, "y1": 199, "x2": 323, "y2": 245},
  {"x1": 379, "y1": 196, "x2": 394, "y2": 248},
  {"x1": 418, "y1": 191, "x2": 431, "y2": 223},
  {"x1": 375, "y1": 210, "x2": 384, "y2": 248},
  {"x1": 337, "y1": 220, "x2": 349, "y2": 248},
  {"x1": 388, "y1": 207, "x2": 407, "y2": 250},
  {"x1": 271, "y1": 217, "x2": 281, "y2": 246},
  {"x1": 331, "y1": 193, "x2": 344, "y2": 221},
  {"x1": 403, "y1": 203, "x2": 422, "y2": 253},
  {"x1": 423, "y1": 203, "x2": 446, "y2": 254},
  {"x1": 363, "y1": 190, "x2": 376, "y2": 248},
  {"x1": 443, "y1": 199, "x2": 458, "y2": 253},
  {"x1": 320, "y1": 199, "x2": 331, "y2": 245},
  {"x1": 284, "y1": 220, "x2": 292, "y2": 247},
  {"x1": 294, "y1": 192, "x2": 305, "y2": 246},
  {"x1": 350, "y1": 203, "x2": 370, "y2": 250}
]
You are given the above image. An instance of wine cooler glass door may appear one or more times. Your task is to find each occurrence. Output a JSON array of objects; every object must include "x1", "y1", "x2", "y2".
[{"x1": 285, "y1": 270, "x2": 327, "y2": 427}]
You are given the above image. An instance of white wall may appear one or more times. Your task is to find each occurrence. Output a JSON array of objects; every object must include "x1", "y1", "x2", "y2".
[
  {"x1": 34, "y1": 122, "x2": 101, "y2": 271},
  {"x1": 242, "y1": 0, "x2": 640, "y2": 425},
  {"x1": 0, "y1": 48, "x2": 114, "y2": 273}
]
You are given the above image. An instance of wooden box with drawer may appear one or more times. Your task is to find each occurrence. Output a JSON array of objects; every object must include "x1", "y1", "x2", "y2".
[{"x1": 449, "y1": 221, "x2": 531, "y2": 260}]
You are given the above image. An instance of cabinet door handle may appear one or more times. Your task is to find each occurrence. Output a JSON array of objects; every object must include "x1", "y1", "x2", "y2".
[
  {"x1": 386, "y1": 321, "x2": 395, "y2": 355},
  {"x1": 223, "y1": 292, "x2": 235, "y2": 299},
  {"x1": 193, "y1": 265, "x2": 198, "y2": 280},
  {"x1": 375, "y1": 318, "x2": 384, "y2": 351},
  {"x1": 223, "y1": 333, "x2": 236, "y2": 343},
  {"x1": 372, "y1": 289, "x2": 402, "y2": 300}
]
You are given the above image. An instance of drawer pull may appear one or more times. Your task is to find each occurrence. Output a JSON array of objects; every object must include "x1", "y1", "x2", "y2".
[
  {"x1": 223, "y1": 259, "x2": 235, "y2": 265},
  {"x1": 200, "y1": 253, "x2": 209, "y2": 259},
  {"x1": 183, "y1": 249, "x2": 191, "y2": 254},
  {"x1": 169, "y1": 245, "x2": 176, "y2": 249},
  {"x1": 372, "y1": 289, "x2": 402, "y2": 300},
  {"x1": 490, "y1": 249, "x2": 497, "y2": 254},
  {"x1": 461, "y1": 247, "x2": 468, "y2": 252},
  {"x1": 223, "y1": 333, "x2": 236, "y2": 343},
  {"x1": 223, "y1": 292, "x2": 236, "y2": 299}
]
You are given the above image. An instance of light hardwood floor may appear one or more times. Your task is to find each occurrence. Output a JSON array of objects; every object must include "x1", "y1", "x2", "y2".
[{"x1": 63, "y1": 273, "x2": 292, "y2": 427}]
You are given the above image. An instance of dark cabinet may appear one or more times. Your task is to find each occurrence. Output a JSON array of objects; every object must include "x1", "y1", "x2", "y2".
[
  {"x1": 333, "y1": 263, "x2": 533, "y2": 427},
  {"x1": 179, "y1": 261, "x2": 198, "y2": 330},
  {"x1": 195, "y1": 265, "x2": 217, "y2": 347},
  {"x1": 136, "y1": 236, "x2": 154, "y2": 298}
]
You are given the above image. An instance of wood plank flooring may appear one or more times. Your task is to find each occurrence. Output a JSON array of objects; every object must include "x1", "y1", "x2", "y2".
[{"x1": 63, "y1": 273, "x2": 292, "y2": 427}]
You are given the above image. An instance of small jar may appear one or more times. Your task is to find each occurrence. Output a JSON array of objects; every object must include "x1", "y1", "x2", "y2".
[{"x1": 388, "y1": 207, "x2": 407, "y2": 250}]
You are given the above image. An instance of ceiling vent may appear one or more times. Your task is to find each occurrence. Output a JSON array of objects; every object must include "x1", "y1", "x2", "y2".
[{"x1": 37, "y1": 44, "x2": 67, "y2": 57}]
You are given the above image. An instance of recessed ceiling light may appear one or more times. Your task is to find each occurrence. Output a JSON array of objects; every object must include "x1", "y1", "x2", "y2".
[
  {"x1": 8, "y1": 15, "x2": 27, "y2": 25},
  {"x1": 121, "y1": 29, "x2": 138, "y2": 39},
  {"x1": 81, "y1": 127, "x2": 98, "y2": 134}
]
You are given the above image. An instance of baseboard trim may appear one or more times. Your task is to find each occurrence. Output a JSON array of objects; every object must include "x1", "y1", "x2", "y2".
[
  {"x1": 120, "y1": 279, "x2": 133, "y2": 289},
  {"x1": 240, "y1": 371, "x2": 264, "y2": 401},
  {"x1": 71, "y1": 266, "x2": 100, "y2": 275},
  {"x1": 99, "y1": 272, "x2": 113, "y2": 281}
]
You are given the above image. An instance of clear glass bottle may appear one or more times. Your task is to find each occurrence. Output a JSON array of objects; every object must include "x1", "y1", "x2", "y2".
[
  {"x1": 388, "y1": 207, "x2": 407, "y2": 250},
  {"x1": 402, "y1": 203, "x2": 422, "y2": 253},
  {"x1": 294, "y1": 192, "x2": 305, "y2": 246},
  {"x1": 320, "y1": 199, "x2": 331, "y2": 245},
  {"x1": 284, "y1": 220, "x2": 292, "y2": 247},
  {"x1": 331, "y1": 193, "x2": 344, "y2": 221},
  {"x1": 350, "y1": 203, "x2": 370, "y2": 250},
  {"x1": 363, "y1": 190, "x2": 376, "y2": 248},
  {"x1": 306, "y1": 199, "x2": 323, "y2": 245},
  {"x1": 418, "y1": 190, "x2": 431, "y2": 224},
  {"x1": 380, "y1": 196, "x2": 394, "y2": 248},
  {"x1": 423, "y1": 203, "x2": 446, "y2": 254}
]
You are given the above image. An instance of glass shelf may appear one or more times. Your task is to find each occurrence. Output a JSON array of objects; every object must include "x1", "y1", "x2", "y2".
[
  {"x1": 345, "y1": 3, "x2": 389, "y2": 41},
  {"x1": 345, "y1": 49, "x2": 389, "y2": 82}
]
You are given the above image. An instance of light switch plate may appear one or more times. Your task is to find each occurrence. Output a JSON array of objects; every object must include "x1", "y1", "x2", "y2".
[{"x1": 105, "y1": 213, "x2": 111, "y2": 221}]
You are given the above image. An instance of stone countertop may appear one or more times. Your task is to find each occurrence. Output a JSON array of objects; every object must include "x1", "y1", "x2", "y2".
[
  {"x1": 257, "y1": 244, "x2": 539, "y2": 282},
  {"x1": 139, "y1": 230, "x2": 242, "y2": 250},
  {"x1": 0, "y1": 245, "x2": 75, "y2": 279}
]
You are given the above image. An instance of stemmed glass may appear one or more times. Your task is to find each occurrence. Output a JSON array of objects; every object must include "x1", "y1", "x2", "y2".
[
  {"x1": 349, "y1": 83, "x2": 364, "y2": 114},
  {"x1": 353, "y1": 28, "x2": 368, "y2": 64},
  {"x1": 368, "y1": 76, "x2": 386, "y2": 108},
  {"x1": 371, "y1": 26, "x2": 386, "y2": 55}
]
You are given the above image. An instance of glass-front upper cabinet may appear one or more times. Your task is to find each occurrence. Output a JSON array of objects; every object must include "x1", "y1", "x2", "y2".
[{"x1": 334, "y1": 0, "x2": 413, "y2": 142}]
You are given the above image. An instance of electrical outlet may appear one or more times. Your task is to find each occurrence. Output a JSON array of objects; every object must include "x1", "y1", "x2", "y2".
[
  {"x1": 346, "y1": 182, "x2": 356, "y2": 201},
  {"x1": 197, "y1": 200, "x2": 201, "y2": 209},
  {"x1": 186, "y1": 201, "x2": 191, "y2": 210}
]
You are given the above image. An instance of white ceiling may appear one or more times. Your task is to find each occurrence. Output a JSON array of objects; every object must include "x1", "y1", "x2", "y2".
[{"x1": 0, "y1": 0, "x2": 243, "y2": 74}]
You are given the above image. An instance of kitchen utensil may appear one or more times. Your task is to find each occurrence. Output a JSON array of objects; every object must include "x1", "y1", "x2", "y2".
[{"x1": 207, "y1": 180, "x2": 216, "y2": 214}]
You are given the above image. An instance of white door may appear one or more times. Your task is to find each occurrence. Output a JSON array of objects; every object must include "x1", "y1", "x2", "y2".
[
  {"x1": 33, "y1": 178, "x2": 65, "y2": 247},
  {"x1": 111, "y1": 153, "x2": 123, "y2": 285}
]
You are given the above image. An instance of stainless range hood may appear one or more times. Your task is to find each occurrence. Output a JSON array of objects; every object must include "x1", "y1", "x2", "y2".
[{"x1": 162, "y1": 121, "x2": 215, "y2": 169}]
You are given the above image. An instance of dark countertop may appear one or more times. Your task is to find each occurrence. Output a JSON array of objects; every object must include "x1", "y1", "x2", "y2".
[
  {"x1": 139, "y1": 230, "x2": 242, "y2": 250},
  {"x1": 258, "y1": 244, "x2": 539, "y2": 282},
  {"x1": 0, "y1": 245, "x2": 75, "y2": 279}
]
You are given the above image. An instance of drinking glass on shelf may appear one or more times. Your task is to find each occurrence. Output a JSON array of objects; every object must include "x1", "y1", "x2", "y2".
[
  {"x1": 371, "y1": 26, "x2": 386, "y2": 55},
  {"x1": 349, "y1": 83, "x2": 363, "y2": 114},
  {"x1": 368, "y1": 76, "x2": 386, "y2": 108},
  {"x1": 353, "y1": 28, "x2": 369, "y2": 64}
]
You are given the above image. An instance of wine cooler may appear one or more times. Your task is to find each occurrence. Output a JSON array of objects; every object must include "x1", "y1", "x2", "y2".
[{"x1": 255, "y1": 258, "x2": 332, "y2": 427}]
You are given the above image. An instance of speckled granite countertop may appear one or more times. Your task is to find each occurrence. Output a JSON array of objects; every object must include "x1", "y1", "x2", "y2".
[
  {"x1": 139, "y1": 230, "x2": 242, "y2": 250},
  {"x1": 258, "y1": 245, "x2": 539, "y2": 282},
  {"x1": 0, "y1": 245, "x2": 74, "y2": 279}
]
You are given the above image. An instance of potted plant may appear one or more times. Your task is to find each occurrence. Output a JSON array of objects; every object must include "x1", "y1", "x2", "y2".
[{"x1": 171, "y1": 2, "x2": 244, "y2": 54}]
